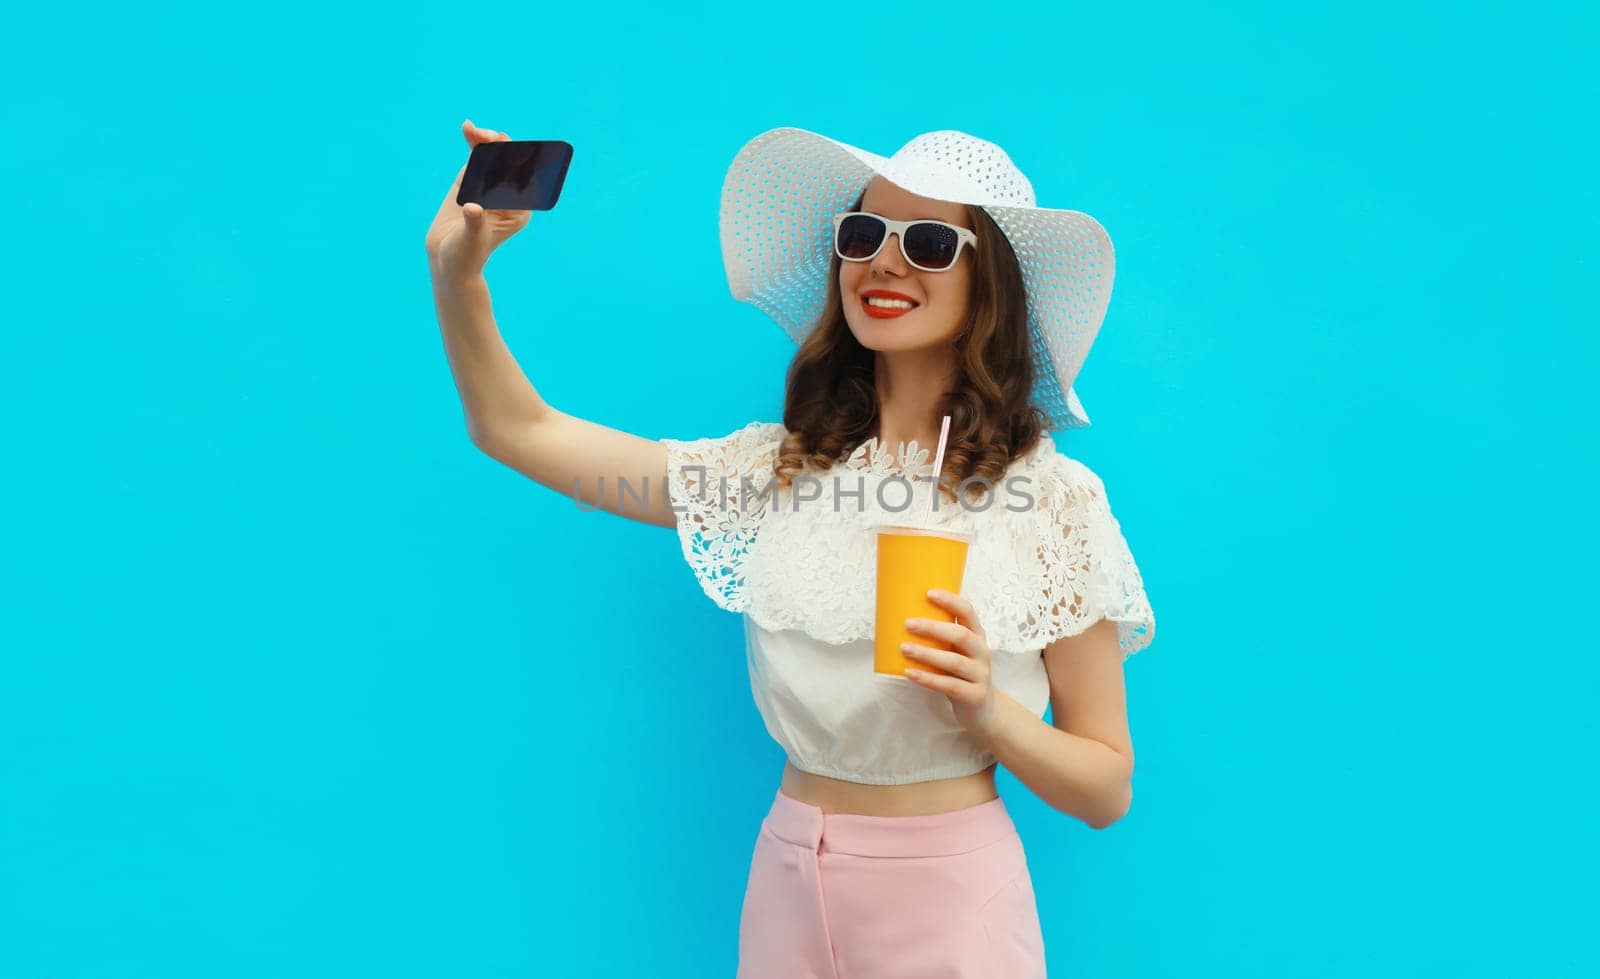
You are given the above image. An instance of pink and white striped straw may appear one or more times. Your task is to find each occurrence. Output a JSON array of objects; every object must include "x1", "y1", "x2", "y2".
[{"x1": 921, "y1": 414, "x2": 952, "y2": 525}]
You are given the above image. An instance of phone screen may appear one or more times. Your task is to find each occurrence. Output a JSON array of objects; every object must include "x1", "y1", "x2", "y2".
[{"x1": 456, "y1": 140, "x2": 574, "y2": 211}]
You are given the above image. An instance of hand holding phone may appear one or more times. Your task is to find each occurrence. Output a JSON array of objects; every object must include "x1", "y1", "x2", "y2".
[{"x1": 426, "y1": 121, "x2": 570, "y2": 281}]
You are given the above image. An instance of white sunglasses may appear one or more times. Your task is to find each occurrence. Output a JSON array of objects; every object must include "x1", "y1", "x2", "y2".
[{"x1": 831, "y1": 212, "x2": 978, "y2": 272}]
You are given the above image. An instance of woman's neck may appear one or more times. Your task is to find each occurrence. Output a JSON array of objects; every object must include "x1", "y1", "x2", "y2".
[{"x1": 872, "y1": 348, "x2": 955, "y2": 451}]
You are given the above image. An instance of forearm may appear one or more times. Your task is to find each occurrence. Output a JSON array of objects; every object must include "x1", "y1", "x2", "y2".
[
  {"x1": 429, "y1": 271, "x2": 551, "y2": 441},
  {"x1": 982, "y1": 688, "x2": 1133, "y2": 829}
]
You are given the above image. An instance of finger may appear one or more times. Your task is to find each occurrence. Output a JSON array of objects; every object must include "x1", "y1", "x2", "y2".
[
  {"x1": 906, "y1": 617, "x2": 978, "y2": 655},
  {"x1": 928, "y1": 588, "x2": 977, "y2": 621},
  {"x1": 905, "y1": 667, "x2": 963, "y2": 695},
  {"x1": 902, "y1": 643, "x2": 975, "y2": 681},
  {"x1": 482, "y1": 208, "x2": 532, "y2": 223},
  {"x1": 461, "y1": 119, "x2": 508, "y2": 147},
  {"x1": 928, "y1": 589, "x2": 986, "y2": 641},
  {"x1": 462, "y1": 201, "x2": 484, "y2": 231}
]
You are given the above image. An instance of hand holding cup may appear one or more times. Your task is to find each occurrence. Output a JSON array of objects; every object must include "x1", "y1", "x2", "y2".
[{"x1": 902, "y1": 588, "x2": 1000, "y2": 740}]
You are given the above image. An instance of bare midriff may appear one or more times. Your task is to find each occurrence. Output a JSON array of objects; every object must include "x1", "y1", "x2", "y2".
[{"x1": 779, "y1": 760, "x2": 999, "y2": 816}]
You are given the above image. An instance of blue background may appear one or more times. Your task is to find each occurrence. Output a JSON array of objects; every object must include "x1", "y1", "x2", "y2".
[{"x1": 2, "y1": 1, "x2": 1594, "y2": 976}]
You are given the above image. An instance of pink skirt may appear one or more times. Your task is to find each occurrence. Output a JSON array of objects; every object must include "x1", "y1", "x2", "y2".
[{"x1": 737, "y1": 787, "x2": 1048, "y2": 978}]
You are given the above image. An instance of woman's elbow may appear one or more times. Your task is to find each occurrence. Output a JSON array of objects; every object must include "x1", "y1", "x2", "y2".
[{"x1": 1090, "y1": 778, "x2": 1133, "y2": 830}]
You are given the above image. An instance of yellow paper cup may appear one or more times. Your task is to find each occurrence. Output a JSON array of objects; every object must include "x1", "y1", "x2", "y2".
[{"x1": 872, "y1": 524, "x2": 975, "y2": 677}]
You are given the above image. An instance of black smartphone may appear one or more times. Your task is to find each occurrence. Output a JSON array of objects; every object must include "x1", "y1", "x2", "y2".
[{"x1": 456, "y1": 139, "x2": 574, "y2": 211}]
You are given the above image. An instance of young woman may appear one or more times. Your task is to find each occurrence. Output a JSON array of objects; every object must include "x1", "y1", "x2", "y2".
[{"x1": 426, "y1": 120, "x2": 1156, "y2": 979}]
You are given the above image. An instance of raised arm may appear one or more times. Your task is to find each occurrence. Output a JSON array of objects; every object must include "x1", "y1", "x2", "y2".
[{"x1": 424, "y1": 120, "x2": 673, "y2": 529}]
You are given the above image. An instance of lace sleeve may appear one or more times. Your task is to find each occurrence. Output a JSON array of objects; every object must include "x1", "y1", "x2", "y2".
[
  {"x1": 1033, "y1": 456, "x2": 1157, "y2": 661},
  {"x1": 658, "y1": 420, "x2": 787, "y2": 613}
]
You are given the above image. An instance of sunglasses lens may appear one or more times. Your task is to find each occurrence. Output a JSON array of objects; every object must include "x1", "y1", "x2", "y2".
[
  {"x1": 836, "y1": 214, "x2": 886, "y2": 260},
  {"x1": 905, "y1": 222, "x2": 961, "y2": 270}
]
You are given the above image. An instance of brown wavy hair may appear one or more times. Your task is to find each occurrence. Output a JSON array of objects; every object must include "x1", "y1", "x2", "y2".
[{"x1": 771, "y1": 189, "x2": 1049, "y2": 504}]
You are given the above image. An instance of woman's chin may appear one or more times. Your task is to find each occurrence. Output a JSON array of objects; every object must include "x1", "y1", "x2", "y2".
[
  {"x1": 846, "y1": 318, "x2": 941, "y2": 352},
  {"x1": 851, "y1": 332, "x2": 945, "y2": 354}
]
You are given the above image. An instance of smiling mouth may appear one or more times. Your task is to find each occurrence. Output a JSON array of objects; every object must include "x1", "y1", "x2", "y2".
[{"x1": 861, "y1": 295, "x2": 919, "y2": 318}]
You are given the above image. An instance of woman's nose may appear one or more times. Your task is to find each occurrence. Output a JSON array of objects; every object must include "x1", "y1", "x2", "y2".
[{"x1": 869, "y1": 232, "x2": 906, "y2": 276}]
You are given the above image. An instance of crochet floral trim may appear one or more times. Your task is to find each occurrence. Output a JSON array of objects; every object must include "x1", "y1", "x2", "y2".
[
  {"x1": 843, "y1": 436, "x2": 934, "y2": 479},
  {"x1": 661, "y1": 422, "x2": 1155, "y2": 661}
]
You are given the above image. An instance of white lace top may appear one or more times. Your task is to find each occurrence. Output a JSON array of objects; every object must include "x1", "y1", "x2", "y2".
[{"x1": 658, "y1": 421, "x2": 1156, "y2": 785}]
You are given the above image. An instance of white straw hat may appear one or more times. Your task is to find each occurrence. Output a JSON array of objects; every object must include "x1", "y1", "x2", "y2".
[{"x1": 718, "y1": 126, "x2": 1116, "y2": 430}]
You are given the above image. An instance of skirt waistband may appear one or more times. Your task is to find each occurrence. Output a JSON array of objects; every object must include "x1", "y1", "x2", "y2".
[{"x1": 763, "y1": 788, "x2": 1016, "y2": 858}]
